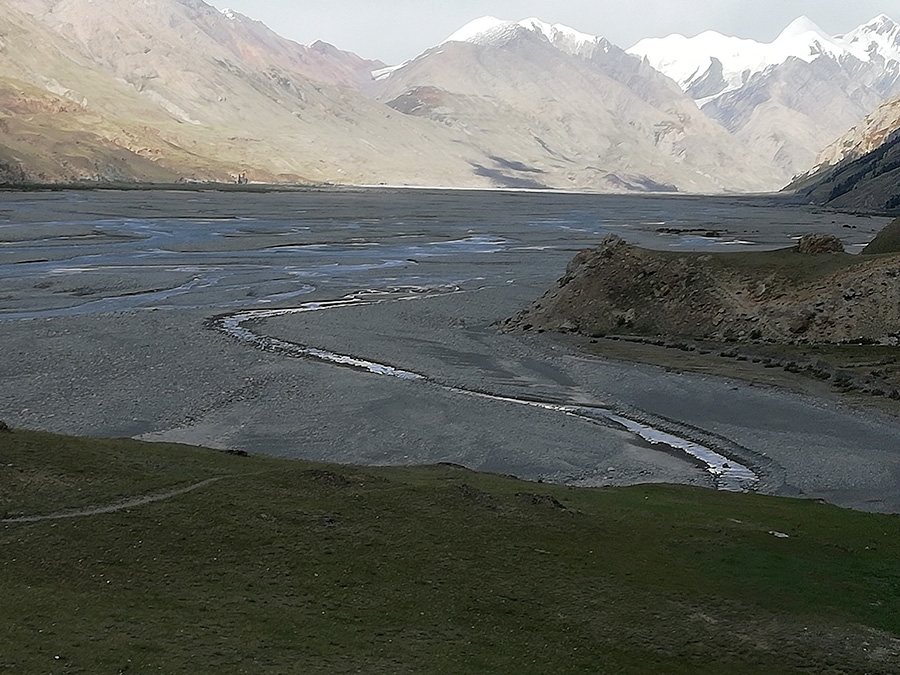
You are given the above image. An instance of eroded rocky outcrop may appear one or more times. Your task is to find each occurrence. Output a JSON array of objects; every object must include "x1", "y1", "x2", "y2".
[
  {"x1": 796, "y1": 234, "x2": 845, "y2": 255},
  {"x1": 505, "y1": 234, "x2": 900, "y2": 344}
]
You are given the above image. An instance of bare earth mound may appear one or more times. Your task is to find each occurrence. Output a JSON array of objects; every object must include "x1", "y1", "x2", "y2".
[{"x1": 505, "y1": 234, "x2": 900, "y2": 344}]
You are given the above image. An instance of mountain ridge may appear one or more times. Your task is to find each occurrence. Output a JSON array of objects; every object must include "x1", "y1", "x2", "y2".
[
  {"x1": 787, "y1": 91, "x2": 900, "y2": 212},
  {"x1": 0, "y1": 0, "x2": 496, "y2": 186},
  {"x1": 374, "y1": 16, "x2": 780, "y2": 193},
  {"x1": 2, "y1": 2, "x2": 898, "y2": 195}
]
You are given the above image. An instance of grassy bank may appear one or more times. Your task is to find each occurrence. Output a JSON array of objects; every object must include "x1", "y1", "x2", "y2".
[{"x1": 2, "y1": 429, "x2": 898, "y2": 673}]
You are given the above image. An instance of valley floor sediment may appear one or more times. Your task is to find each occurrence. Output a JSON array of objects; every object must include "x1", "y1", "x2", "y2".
[
  {"x1": 1, "y1": 189, "x2": 898, "y2": 513},
  {"x1": 3, "y1": 282, "x2": 899, "y2": 513}
]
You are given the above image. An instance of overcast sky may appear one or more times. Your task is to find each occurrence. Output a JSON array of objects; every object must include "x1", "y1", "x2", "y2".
[{"x1": 210, "y1": 1, "x2": 897, "y2": 64}]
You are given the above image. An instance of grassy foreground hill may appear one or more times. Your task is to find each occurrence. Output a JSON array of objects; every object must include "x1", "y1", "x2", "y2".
[{"x1": 1, "y1": 428, "x2": 899, "y2": 673}]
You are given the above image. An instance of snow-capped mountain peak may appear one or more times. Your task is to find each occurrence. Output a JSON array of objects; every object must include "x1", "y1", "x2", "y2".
[
  {"x1": 850, "y1": 13, "x2": 899, "y2": 37},
  {"x1": 444, "y1": 16, "x2": 509, "y2": 44},
  {"x1": 772, "y1": 15, "x2": 861, "y2": 62},
  {"x1": 627, "y1": 30, "x2": 768, "y2": 96},
  {"x1": 444, "y1": 16, "x2": 602, "y2": 57},
  {"x1": 775, "y1": 16, "x2": 829, "y2": 42},
  {"x1": 518, "y1": 17, "x2": 599, "y2": 52},
  {"x1": 843, "y1": 14, "x2": 900, "y2": 62}
]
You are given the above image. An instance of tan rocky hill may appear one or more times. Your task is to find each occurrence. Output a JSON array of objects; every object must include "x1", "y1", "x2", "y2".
[{"x1": 506, "y1": 234, "x2": 900, "y2": 345}]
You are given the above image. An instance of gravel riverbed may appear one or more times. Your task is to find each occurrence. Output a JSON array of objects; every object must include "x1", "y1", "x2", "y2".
[{"x1": 2, "y1": 187, "x2": 898, "y2": 512}]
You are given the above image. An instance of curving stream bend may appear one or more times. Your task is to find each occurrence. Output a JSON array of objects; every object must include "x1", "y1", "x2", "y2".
[{"x1": 211, "y1": 286, "x2": 760, "y2": 493}]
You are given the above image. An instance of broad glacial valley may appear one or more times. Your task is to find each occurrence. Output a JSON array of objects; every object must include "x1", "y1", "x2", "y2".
[{"x1": 2, "y1": 187, "x2": 899, "y2": 513}]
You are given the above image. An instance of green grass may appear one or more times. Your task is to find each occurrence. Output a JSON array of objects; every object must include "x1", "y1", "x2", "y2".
[
  {"x1": 654, "y1": 246, "x2": 869, "y2": 286},
  {"x1": 2, "y1": 429, "x2": 899, "y2": 673},
  {"x1": 863, "y1": 217, "x2": 900, "y2": 255}
]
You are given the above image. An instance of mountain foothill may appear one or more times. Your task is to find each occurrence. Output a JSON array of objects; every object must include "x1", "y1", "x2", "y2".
[{"x1": 1, "y1": 0, "x2": 900, "y2": 205}]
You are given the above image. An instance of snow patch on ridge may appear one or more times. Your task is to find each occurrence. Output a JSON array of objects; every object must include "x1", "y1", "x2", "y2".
[
  {"x1": 445, "y1": 16, "x2": 509, "y2": 44},
  {"x1": 842, "y1": 14, "x2": 900, "y2": 63},
  {"x1": 518, "y1": 17, "x2": 599, "y2": 53},
  {"x1": 372, "y1": 62, "x2": 409, "y2": 81}
]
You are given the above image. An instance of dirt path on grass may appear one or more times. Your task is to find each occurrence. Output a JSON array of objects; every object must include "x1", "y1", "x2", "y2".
[{"x1": 1, "y1": 477, "x2": 224, "y2": 524}]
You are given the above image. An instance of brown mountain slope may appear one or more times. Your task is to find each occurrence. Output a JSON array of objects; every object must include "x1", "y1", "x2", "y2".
[
  {"x1": 0, "y1": 78, "x2": 182, "y2": 183},
  {"x1": 0, "y1": 0, "x2": 493, "y2": 186},
  {"x1": 8, "y1": 0, "x2": 384, "y2": 94},
  {"x1": 0, "y1": 3, "x2": 221, "y2": 183}
]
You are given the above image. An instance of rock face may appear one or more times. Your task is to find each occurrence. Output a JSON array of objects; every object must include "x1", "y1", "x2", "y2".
[{"x1": 506, "y1": 234, "x2": 900, "y2": 344}]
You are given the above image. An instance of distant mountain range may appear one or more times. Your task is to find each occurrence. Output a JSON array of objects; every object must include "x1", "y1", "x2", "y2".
[
  {"x1": 1, "y1": 0, "x2": 899, "y2": 198},
  {"x1": 631, "y1": 15, "x2": 900, "y2": 103},
  {"x1": 629, "y1": 14, "x2": 900, "y2": 180}
]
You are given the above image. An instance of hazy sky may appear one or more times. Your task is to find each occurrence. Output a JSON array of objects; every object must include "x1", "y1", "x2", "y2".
[{"x1": 210, "y1": 1, "x2": 897, "y2": 63}]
